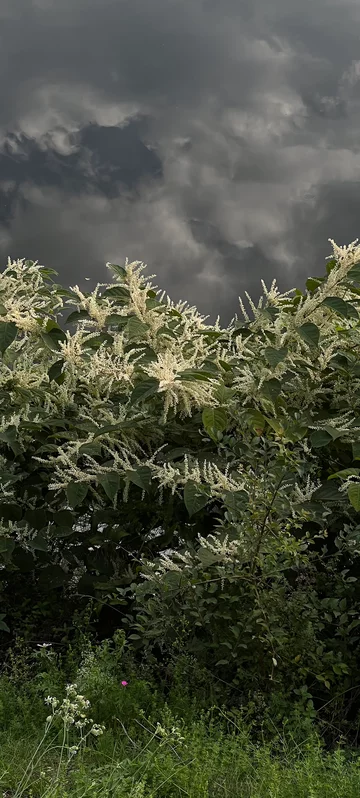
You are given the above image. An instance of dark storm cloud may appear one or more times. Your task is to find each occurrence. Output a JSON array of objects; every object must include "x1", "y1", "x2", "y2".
[{"x1": 1, "y1": 0, "x2": 360, "y2": 322}]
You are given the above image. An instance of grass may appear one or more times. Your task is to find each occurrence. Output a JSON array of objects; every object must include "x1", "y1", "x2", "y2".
[{"x1": 0, "y1": 639, "x2": 359, "y2": 796}]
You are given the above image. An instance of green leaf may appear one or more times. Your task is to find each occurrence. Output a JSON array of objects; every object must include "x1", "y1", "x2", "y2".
[
  {"x1": 0, "y1": 304, "x2": 7, "y2": 316},
  {"x1": 197, "y1": 547, "x2": 220, "y2": 566},
  {"x1": 24, "y1": 509, "x2": 48, "y2": 530},
  {"x1": 0, "y1": 322, "x2": 17, "y2": 354},
  {"x1": 353, "y1": 442, "x2": 360, "y2": 460},
  {"x1": 347, "y1": 263, "x2": 360, "y2": 282},
  {"x1": 93, "y1": 421, "x2": 134, "y2": 438},
  {"x1": 66, "y1": 482, "x2": 89, "y2": 508},
  {"x1": 0, "y1": 538, "x2": 15, "y2": 556},
  {"x1": 326, "y1": 259, "x2": 337, "y2": 276},
  {"x1": 126, "y1": 316, "x2": 150, "y2": 341},
  {"x1": 55, "y1": 510, "x2": 74, "y2": 527},
  {"x1": 78, "y1": 442, "x2": 103, "y2": 457},
  {"x1": 27, "y1": 535, "x2": 48, "y2": 552},
  {"x1": 176, "y1": 370, "x2": 214, "y2": 382},
  {"x1": 310, "y1": 430, "x2": 333, "y2": 448},
  {"x1": 146, "y1": 298, "x2": 165, "y2": 311},
  {"x1": 0, "y1": 426, "x2": 21, "y2": 455},
  {"x1": 65, "y1": 310, "x2": 91, "y2": 324},
  {"x1": 246, "y1": 409, "x2": 266, "y2": 434},
  {"x1": 126, "y1": 466, "x2": 152, "y2": 492},
  {"x1": 107, "y1": 263, "x2": 127, "y2": 279},
  {"x1": 306, "y1": 277, "x2": 323, "y2": 292},
  {"x1": 0, "y1": 504, "x2": 22, "y2": 522},
  {"x1": 348, "y1": 483, "x2": 360, "y2": 511},
  {"x1": 298, "y1": 323, "x2": 320, "y2": 347},
  {"x1": 184, "y1": 481, "x2": 210, "y2": 517},
  {"x1": 48, "y1": 360, "x2": 64, "y2": 382},
  {"x1": 261, "y1": 378, "x2": 281, "y2": 403},
  {"x1": 82, "y1": 333, "x2": 113, "y2": 349},
  {"x1": 103, "y1": 286, "x2": 130, "y2": 301},
  {"x1": 40, "y1": 329, "x2": 66, "y2": 352},
  {"x1": 264, "y1": 347, "x2": 288, "y2": 367},
  {"x1": 0, "y1": 617, "x2": 10, "y2": 633},
  {"x1": 105, "y1": 314, "x2": 128, "y2": 327},
  {"x1": 130, "y1": 378, "x2": 159, "y2": 405},
  {"x1": 202, "y1": 407, "x2": 227, "y2": 440},
  {"x1": 322, "y1": 297, "x2": 358, "y2": 319},
  {"x1": 50, "y1": 526, "x2": 75, "y2": 539},
  {"x1": 98, "y1": 472, "x2": 121, "y2": 501},
  {"x1": 223, "y1": 490, "x2": 249, "y2": 513},
  {"x1": 328, "y1": 468, "x2": 360, "y2": 480}
]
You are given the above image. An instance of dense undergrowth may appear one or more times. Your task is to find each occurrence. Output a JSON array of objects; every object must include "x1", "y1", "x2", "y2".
[{"x1": 1, "y1": 633, "x2": 360, "y2": 798}]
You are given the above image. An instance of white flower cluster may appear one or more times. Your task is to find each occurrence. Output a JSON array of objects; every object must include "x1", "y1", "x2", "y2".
[{"x1": 44, "y1": 683, "x2": 105, "y2": 737}]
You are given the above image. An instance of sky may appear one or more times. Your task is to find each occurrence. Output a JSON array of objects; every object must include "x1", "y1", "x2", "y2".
[{"x1": 1, "y1": 0, "x2": 360, "y2": 323}]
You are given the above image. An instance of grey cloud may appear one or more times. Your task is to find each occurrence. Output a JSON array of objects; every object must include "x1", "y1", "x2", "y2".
[{"x1": 1, "y1": 0, "x2": 360, "y2": 323}]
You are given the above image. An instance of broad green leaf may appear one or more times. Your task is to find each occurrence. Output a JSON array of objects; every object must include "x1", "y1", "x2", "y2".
[
  {"x1": 98, "y1": 472, "x2": 121, "y2": 501},
  {"x1": 50, "y1": 527, "x2": 75, "y2": 539},
  {"x1": 347, "y1": 263, "x2": 360, "y2": 282},
  {"x1": 55, "y1": 510, "x2": 74, "y2": 527},
  {"x1": 176, "y1": 370, "x2": 215, "y2": 382},
  {"x1": 0, "y1": 538, "x2": 15, "y2": 555},
  {"x1": 130, "y1": 378, "x2": 159, "y2": 405},
  {"x1": 328, "y1": 468, "x2": 360, "y2": 480},
  {"x1": 322, "y1": 296, "x2": 358, "y2": 319},
  {"x1": 103, "y1": 286, "x2": 130, "y2": 301},
  {"x1": 0, "y1": 426, "x2": 21, "y2": 455},
  {"x1": 48, "y1": 360, "x2": 64, "y2": 382},
  {"x1": 353, "y1": 442, "x2": 360, "y2": 460},
  {"x1": 266, "y1": 417, "x2": 284, "y2": 436},
  {"x1": 261, "y1": 378, "x2": 281, "y2": 403},
  {"x1": 323, "y1": 425, "x2": 343, "y2": 440},
  {"x1": 197, "y1": 547, "x2": 220, "y2": 566},
  {"x1": 135, "y1": 346, "x2": 157, "y2": 364},
  {"x1": 0, "y1": 322, "x2": 17, "y2": 354},
  {"x1": 126, "y1": 316, "x2": 150, "y2": 341},
  {"x1": 184, "y1": 481, "x2": 210, "y2": 517},
  {"x1": 326, "y1": 259, "x2": 337, "y2": 275},
  {"x1": 246, "y1": 409, "x2": 266, "y2": 433},
  {"x1": 0, "y1": 616, "x2": 10, "y2": 633},
  {"x1": 24, "y1": 509, "x2": 47, "y2": 530},
  {"x1": 107, "y1": 263, "x2": 127, "y2": 279},
  {"x1": 78, "y1": 442, "x2": 103, "y2": 457},
  {"x1": 0, "y1": 304, "x2": 7, "y2": 316},
  {"x1": 126, "y1": 466, "x2": 152, "y2": 492},
  {"x1": 298, "y1": 323, "x2": 320, "y2": 347},
  {"x1": 40, "y1": 329, "x2": 66, "y2": 352},
  {"x1": 27, "y1": 535, "x2": 48, "y2": 552},
  {"x1": 348, "y1": 483, "x2": 360, "y2": 511},
  {"x1": 310, "y1": 430, "x2": 333, "y2": 448},
  {"x1": 202, "y1": 407, "x2": 227, "y2": 440},
  {"x1": 164, "y1": 447, "x2": 190, "y2": 461},
  {"x1": 82, "y1": 333, "x2": 113, "y2": 349},
  {"x1": 105, "y1": 314, "x2": 128, "y2": 327},
  {"x1": 65, "y1": 310, "x2": 91, "y2": 324},
  {"x1": 0, "y1": 504, "x2": 22, "y2": 522},
  {"x1": 264, "y1": 347, "x2": 288, "y2": 367},
  {"x1": 146, "y1": 298, "x2": 166, "y2": 311},
  {"x1": 306, "y1": 277, "x2": 323, "y2": 292},
  {"x1": 93, "y1": 421, "x2": 134, "y2": 438},
  {"x1": 66, "y1": 482, "x2": 89, "y2": 508},
  {"x1": 223, "y1": 490, "x2": 249, "y2": 512}
]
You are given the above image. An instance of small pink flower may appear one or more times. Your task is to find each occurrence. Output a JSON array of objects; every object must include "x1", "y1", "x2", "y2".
[{"x1": 121, "y1": 680, "x2": 128, "y2": 687}]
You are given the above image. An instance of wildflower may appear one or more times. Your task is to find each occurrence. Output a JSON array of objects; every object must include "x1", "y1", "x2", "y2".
[
  {"x1": 121, "y1": 680, "x2": 128, "y2": 686},
  {"x1": 90, "y1": 724, "x2": 105, "y2": 737}
]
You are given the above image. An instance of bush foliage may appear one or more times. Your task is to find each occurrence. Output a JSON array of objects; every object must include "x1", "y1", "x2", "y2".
[{"x1": 2, "y1": 240, "x2": 360, "y2": 736}]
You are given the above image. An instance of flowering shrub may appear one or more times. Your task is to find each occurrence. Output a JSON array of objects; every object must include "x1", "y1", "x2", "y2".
[{"x1": 1, "y1": 241, "x2": 360, "y2": 727}]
